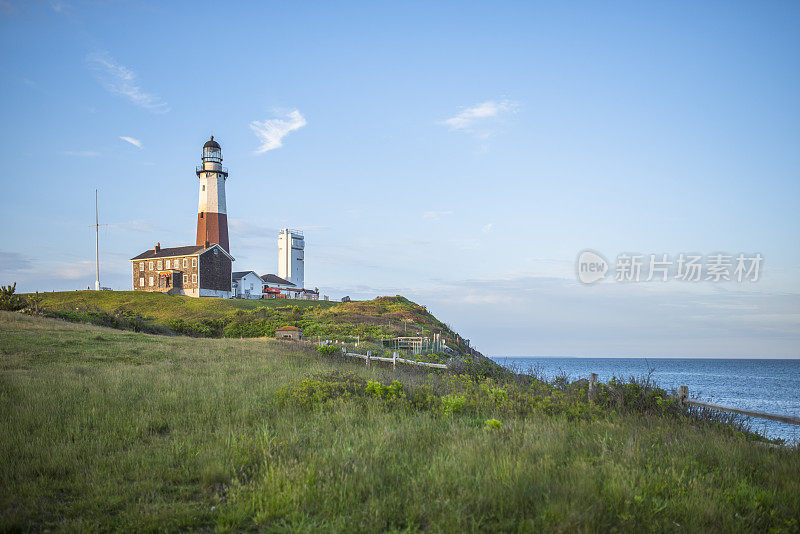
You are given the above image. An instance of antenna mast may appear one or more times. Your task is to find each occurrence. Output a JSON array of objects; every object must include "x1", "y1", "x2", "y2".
[
  {"x1": 90, "y1": 189, "x2": 106, "y2": 291},
  {"x1": 95, "y1": 189, "x2": 100, "y2": 290}
]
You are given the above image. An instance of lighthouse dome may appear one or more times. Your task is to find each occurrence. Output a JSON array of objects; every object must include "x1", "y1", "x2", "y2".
[{"x1": 203, "y1": 136, "x2": 221, "y2": 149}]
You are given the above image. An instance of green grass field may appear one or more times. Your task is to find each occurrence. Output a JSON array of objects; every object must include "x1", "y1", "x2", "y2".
[{"x1": 1, "y1": 311, "x2": 799, "y2": 532}]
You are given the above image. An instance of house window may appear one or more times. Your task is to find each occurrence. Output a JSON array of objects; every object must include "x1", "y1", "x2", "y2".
[
  {"x1": 157, "y1": 260, "x2": 162, "y2": 270},
  {"x1": 192, "y1": 258, "x2": 197, "y2": 267},
  {"x1": 165, "y1": 259, "x2": 171, "y2": 269},
  {"x1": 183, "y1": 258, "x2": 188, "y2": 268},
  {"x1": 149, "y1": 276, "x2": 154, "y2": 286},
  {"x1": 139, "y1": 262, "x2": 144, "y2": 270},
  {"x1": 149, "y1": 261, "x2": 153, "y2": 270},
  {"x1": 139, "y1": 277, "x2": 145, "y2": 287},
  {"x1": 192, "y1": 274, "x2": 197, "y2": 284},
  {"x1": 183, "y1": 274, "x2": 188, "y2": 284}
]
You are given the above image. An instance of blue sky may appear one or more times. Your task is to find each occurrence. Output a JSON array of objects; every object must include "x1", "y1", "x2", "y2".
[{"x1": 1, "y1": 1, "x2": 798, "y2": 357}]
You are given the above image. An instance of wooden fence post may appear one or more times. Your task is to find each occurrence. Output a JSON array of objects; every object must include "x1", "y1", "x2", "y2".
[
  {"x1": 366, "y1": 350, "x2": 371, "y2": 367},
  {"x1": 678, "y1": 386, "x2": 689, "y2": 405},
  {"x1": 588, "y1": 373, "x2": 598, "y2": 403},
  {"x1": 393, "y1": 351, "x2": 397, "y2": 370}
]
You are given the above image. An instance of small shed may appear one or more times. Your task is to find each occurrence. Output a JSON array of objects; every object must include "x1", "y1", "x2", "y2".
[{"x1": 275, "y1": 325, "x2": 302, "y2": 341}]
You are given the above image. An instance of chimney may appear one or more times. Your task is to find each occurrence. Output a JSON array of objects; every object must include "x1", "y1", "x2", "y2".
[{"x1": 155, "y1": 242, "x2": 161, "y2": 253}]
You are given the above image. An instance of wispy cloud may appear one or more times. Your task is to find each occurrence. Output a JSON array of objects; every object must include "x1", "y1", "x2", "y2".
[
  {"x1": 119, "y1": 136, "x2": 142, "y2": 148},
  {"x1": 422, "y1": 210, "x2": 453, "y2": 220},
  {"x1": 250, "y1": 110, "x2": 307, "y2": 153},
  {"x1": 60, "y1": 150, "x2": 100, "y2": 157},
  {"x1": 440, "y1": 100, "x2": 517, "y2": 138},
  {"x1": 482, "y1": 223, "x2": 493, "y2": 234},
  {"x1": 0, "y1": 251, "x2": 33, "y2": 271},
  {"x1": 86, "y1": 52, "x2": 170, "y2": 113}
]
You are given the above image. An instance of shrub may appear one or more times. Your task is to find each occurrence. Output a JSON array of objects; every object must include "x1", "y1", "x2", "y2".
[
  {"x1": 488, "y1": 387, "x2": 507, "y2": 403},
  {"x1": 0, "y1": 282, "x2": 25, "y2": 311},
  {"x1": 166, "y1": 318, "x2": 224, "y2": 337},
  {"x1": 441, "y1": 393, "x2": 466, "y2": 415},
  {"x1": 277, "y1": 371, "x2": 366, "y2": 410},
  {"x1": 317, "y1": 345, "x2": 340, "y2": 356},
  {"x1": 47, "y1": 308, "x2": 168, "y2": 335},
  {"x1": 365, "y1": 380, "x2": 404, "y2": 400},
  {"x1": 483, "y1": 418, "x2": 503, "y2": 431}
]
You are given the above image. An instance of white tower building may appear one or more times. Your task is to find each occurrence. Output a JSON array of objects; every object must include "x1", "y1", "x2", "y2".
[{"x1": 278, "y1": 228, "x2": 304, "y2": 288}]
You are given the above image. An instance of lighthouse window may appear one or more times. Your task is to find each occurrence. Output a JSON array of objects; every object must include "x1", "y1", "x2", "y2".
[{"x1": 202, "y1": 185, "x2": 205, "y2": 191}]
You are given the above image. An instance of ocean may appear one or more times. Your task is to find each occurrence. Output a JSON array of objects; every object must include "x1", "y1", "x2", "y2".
[{"x1": 489, "y1": 357, "x2": 800, "y2": 443}]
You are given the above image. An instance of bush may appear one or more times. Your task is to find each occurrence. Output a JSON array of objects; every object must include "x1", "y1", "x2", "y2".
[
  {"x1": 483, "y1": 418, "x2": 503, "y2": 431},
  {"x1": 317, "y1": 345, "x2": 340, "y2": 356},
  {"x1": 365, "y1": 380, "x2": 404, "y2": 400},
  {"x1": 441, "y1": 393, "x2": 466, "y2": 415},
  {"x1": 166, "y1": 318, "x2": 224, "y2": 337},
  {"x1": 46, "y1": 308, "x2": 169, "y2": 335},
  {"x1": 277, "y1": 371, "x2": 366, "y2": 410},
  {"x1": 0, "y1": 282, "x2": 25, "y2": 311}
]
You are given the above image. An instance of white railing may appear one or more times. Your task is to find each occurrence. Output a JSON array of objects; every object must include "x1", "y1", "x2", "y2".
[{"x1": 324, "y1": 344, "x2": 448, "y2": 370}]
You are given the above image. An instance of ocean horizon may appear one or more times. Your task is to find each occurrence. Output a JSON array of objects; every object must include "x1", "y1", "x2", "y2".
[{"x1": 490, "y1": 357, "x2": 800, "y2": 443}]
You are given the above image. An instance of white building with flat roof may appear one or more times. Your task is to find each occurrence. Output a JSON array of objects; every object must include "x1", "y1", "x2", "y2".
[{"x1": 278, "y1": 228, "x2": 304, "y2": 288}]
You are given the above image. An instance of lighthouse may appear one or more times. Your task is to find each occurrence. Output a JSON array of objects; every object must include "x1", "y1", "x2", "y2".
[{"x1": 195, "y1": 136, "x2": 230, "y2": 252}]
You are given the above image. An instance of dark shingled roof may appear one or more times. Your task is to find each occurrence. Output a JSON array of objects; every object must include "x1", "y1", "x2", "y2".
[
  {"x1": 204, "y1": 136, "x2": 220, "y2": 149},
  {"x1": 130, "y1": 245, "x2": 205, "y2": 261},
  {"x1": 261, "y1": 274, "x2": 295, "y2": 287},
  {"x1": 232, "y1": 271, "x2": 260, "y2": 280}
]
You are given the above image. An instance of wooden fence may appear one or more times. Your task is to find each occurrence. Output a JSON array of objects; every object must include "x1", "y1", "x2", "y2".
[
  {"x1": 675, "y1": 385, "x2": 800, "y2": 426},
  {"x1": 586, "y1": 375, "x2": 800, "y2": 426},
  {"x1": 342, "y1": 349, "x2": 448, "y2": 370}
]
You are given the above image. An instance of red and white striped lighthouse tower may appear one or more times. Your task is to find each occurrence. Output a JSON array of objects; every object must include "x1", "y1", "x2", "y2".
[{"x1": 195, "y1": 136, "x2": 230, "y2": 252}]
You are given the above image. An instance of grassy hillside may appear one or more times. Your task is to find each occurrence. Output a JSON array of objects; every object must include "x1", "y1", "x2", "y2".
[
  {"x1": 26, "y1": 291, "x2": 476, "y2": 354},
  {"x1": 31, "y1": 289, "x2": 338, "y2": 321},
  {"x1": 1, "y1": 312, "x2": 798, "y2": 532}
]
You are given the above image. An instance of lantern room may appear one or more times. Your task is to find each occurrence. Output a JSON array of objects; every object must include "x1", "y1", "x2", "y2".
[{"x1": 202, "y1": 136, "x2": 222, "y2": 163}]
